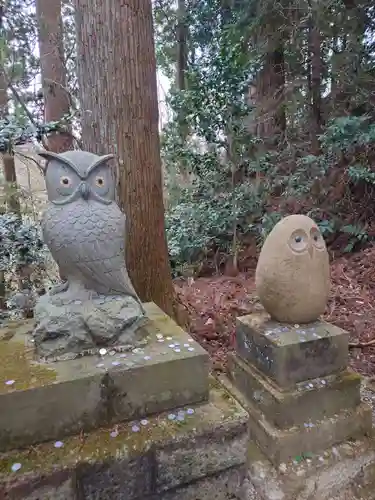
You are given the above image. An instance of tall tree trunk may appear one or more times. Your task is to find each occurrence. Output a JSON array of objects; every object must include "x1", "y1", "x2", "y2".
[
  {"x1": 176, "y1": 0, "x2": 187, "y2": 93},
  {"x1": 74, "y1": 0, "x2": 176, "y2": 318},
  {"x1": 256, "y1": 44, "x2": 286, "y2": 141},
  {"x1": 3, "y1": 152, "x2": 21, "y2": 215},
  {"x1": 36, "y1": 0, "x2": 73, "y2": 153},
  {"x1": 0, "y1": 24, "x2": 19, "y2": 215},
  {"x1": 0, "y1": 67, "x2": 8, "y2": 309},
  {"x1": 308, "y1": 17, "x2": 322, "y2": 154},
  {"x1": 176, "y1": 0, "x2": 190, "y2": 179},
  {"x1": 0, "y1": 68, "x2": 7, "y2": 119},
  {"x1": 0, "y1": 63, "x2": 21, "y2": 215}
]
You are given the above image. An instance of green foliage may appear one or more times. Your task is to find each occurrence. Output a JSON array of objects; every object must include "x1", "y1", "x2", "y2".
[
  {"x1": 158, "y1": 0, "x2": 375, "y2": 265},
  {"x1": 319, "y1": 116, "x2": 375, "y2": 186},
  {"x1": 0, "y1": 214, "x2": 45, "y2": 272},
  {"x1": 166, "y1": 176, "x2": 268, "y2": 264},
  {"x1": 160, "y1": 1, "x2": 276, "y2": 264},
  {"x1": 341, "y1": 224, "x2": 370, "y2": 253},
  {"x1": 316, "y1": 218, "x2": 337, "y2": 237}
]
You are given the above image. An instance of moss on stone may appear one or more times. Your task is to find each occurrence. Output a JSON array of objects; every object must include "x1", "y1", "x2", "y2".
[
  {"x1": 209, "y1": 376, "x2": 242, "y2": 413},
  {"x1": 0, "y1": 324, "x2": 57, "y2": 394},
  {"x1": 338, "y1": 370, "x2": 361, "y2": 383},
  {"x1": 0, "y1": 382, "x2": 245, "y2": 478}
]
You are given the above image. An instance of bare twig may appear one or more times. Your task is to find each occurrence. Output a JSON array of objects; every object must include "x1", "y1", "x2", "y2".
[
  {"x1": 349, "y1": 339, "x2": 375, "y2": 349},
  {"x1": 15, "y1": 150, "x2": 45, "y2": 174}
]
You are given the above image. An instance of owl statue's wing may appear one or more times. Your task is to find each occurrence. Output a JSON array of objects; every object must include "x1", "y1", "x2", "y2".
[{"x1": 48, "y1": 203, "x2": 140, "y2": 300}]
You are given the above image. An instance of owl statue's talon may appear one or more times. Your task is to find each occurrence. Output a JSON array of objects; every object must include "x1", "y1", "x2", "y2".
[{"x1": 33, "y1": 150, "x2": 147, "y2": 361}]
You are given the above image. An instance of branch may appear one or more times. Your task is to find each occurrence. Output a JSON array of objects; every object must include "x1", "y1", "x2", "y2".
[
  {"x1": 7, "y1": 82, "x2": 36, "y2": 126},
  {"x1": 349, "y1": 339, "x2": 375, "y2": 349},
  {"x1": 14, "y1": 150, "x2": 44, "y2": 175},
  {"x1": 1, "y1": 69, "x2": 50, "y2": 150}
]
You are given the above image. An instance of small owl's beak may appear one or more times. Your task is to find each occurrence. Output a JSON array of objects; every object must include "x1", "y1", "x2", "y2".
[
  {"x1": 79, "y1": 182, "x2": 90, "y2": 200},
  {"x1": 308, "y1": 245, "x2": 314, "y2": 258}
]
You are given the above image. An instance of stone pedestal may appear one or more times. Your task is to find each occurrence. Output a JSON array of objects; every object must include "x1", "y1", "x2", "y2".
[
  {"x1": 0, "y1": 303, "x2": 209, "y2": 452},
  {"x1": 0, "y1": 380, "x2": 248, "y2": 500},
  {"x1": 227, "y1": 311, "x2": 374, "y2": 499},
  {"x1": 235, "y1": 312, "x2": 349, "y2": 388},
  {"x1": 0, "y1": 304, "x2": 250, "y2": 499}
]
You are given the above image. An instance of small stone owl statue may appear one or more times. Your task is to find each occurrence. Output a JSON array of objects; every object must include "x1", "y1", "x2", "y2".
[
  {"x1": 38, "y1": 150, "x2": 143, "y2": 308},
  {"x1": 255, "y1": 214, "x2": 330, "y2": 324}
]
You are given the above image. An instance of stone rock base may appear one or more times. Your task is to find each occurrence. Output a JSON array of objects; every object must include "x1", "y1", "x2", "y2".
[
  {"x1": 223, "y1": 365, "x2": 372, "y2": 466},
  {"x1": 0, "y1": 381, "x2": 248, "y2": 500},
  {"x1": 33, "y1": 291, "x2": 147, "y2": 360}
]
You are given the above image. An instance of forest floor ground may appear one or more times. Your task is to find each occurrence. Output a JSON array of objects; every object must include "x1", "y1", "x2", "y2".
[{"x1": 176, "y1": 246, "x2": 375, "y2": 378}]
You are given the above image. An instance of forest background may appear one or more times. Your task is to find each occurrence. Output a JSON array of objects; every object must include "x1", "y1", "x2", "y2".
[{"x1": 1, "y1": 0, "x2": 375, "y2": 375}]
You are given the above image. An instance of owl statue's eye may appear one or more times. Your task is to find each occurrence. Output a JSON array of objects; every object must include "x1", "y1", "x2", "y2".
[
  {"x1": 95, "y1": 176, "x2": 105, "y2": 187},
  {"x1": 288, "y1": 230, "x2": 308, "y2": 253},
  {"x1": 310, "y1": 227, "x2": 325, "y2": 250},
  {"x1": 60, "y1": 176, "x2": 71, "y2": 187}
]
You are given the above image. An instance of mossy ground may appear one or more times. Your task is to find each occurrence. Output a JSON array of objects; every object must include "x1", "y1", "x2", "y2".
[
  {"x1": 0, "y1": 322, "x2": 57, "y2": 394},
  {"x1": 0, "y1": 378, "x2": 245, "y2": 478}
]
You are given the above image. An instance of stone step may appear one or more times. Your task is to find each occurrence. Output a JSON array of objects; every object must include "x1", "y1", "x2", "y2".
[
  {"x1": 246, "y1": 436, "x2": 375, "y2": 500},
  {"x1": 228, "y1": 352, "x2": 361, "y2": 429},
  {"x1": 218, "y1": 374, "x2": 372, "y2": 467},
  {"x1": 0, "y1": 303, "x2": 209, "y2": 452},
  {"x1": 235, "y1": 312, "x2": 349, "y2": 388},
  {"x1": 0, "y1": 380, "x2": 247, "y2": 500}
]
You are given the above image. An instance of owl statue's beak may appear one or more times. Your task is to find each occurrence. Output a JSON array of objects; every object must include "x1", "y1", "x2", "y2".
[
  {"x1": 308, "y1": 245, "x2": 314, "y2": 258},
  {"x1": 79, "y1": 182, "x2": 90, "y2": 200}
]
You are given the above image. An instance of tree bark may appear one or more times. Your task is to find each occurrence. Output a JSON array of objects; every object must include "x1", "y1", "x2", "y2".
[
  {"x1": 0, "y1": 61, "x2": 21, "y2": 216},
  {"x1": 74, "y1": 0, "x2": 176, "y2": 318},
  {"x1": 176, "y1": 0, "x2": 187, "y2": 93},
  {"x1": 0, "y1": 67, "x2": 7, "y2": 119},
  {"x1": 256, "y1": 45, "x2": 286, "y2": 141},
  {"x1": 36, "y1": 0, "x2": 73, "y2": 153},
  {"x1": 3, "y1": 153, "x2": 21, "y2": 215},
  {"x1": 308, "y1": 17, "x2": 322, "y2": 154},
  {"x1": 0, "y1": 67, "x2": 8, "y2": 309},
  {"x1": 175, "y1": 0, "x2": 190, "y2": 179}
]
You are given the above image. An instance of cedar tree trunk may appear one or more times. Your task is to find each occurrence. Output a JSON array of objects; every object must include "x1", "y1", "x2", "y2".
[
  {"x1": 74, "y1": 0, "x2": 176, "y2": 318},
  {"x1": 36, "y1": 0, "x2": 73, "y2": 152}
]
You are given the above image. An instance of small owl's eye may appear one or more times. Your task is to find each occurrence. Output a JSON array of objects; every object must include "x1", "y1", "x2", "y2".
[
  {"x1": 288, "y1": 230, "x2": 308, "y2": 253},
  {"x1": 311, "y1": 228, "x2": 325, "y2": 250},
  {"x1": 95, "y1": 176, "x2": 105, "y2": 187},
  {"x1": 60, "y1": 176, "x2": 71, "y2": 187}
]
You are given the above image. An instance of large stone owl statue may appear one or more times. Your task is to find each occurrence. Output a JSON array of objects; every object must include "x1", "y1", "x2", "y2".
[
  {"x1": 38, "y1": 150, "x2": 143, "y2": 307},
  {"x1": 255, "y1": 214, "x2": 330, "y2": 324}
]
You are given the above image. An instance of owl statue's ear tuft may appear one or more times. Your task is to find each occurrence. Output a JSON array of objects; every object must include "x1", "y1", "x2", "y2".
[
  {"x1": 100, "y1": 154, "x2": 115, "y2": 165},
  {"x1": 87, "y1": 154, "x2": 116, "y2": 174},
  {"x1": 38, "y1": 151, "x2": 60, "y2": 173}
]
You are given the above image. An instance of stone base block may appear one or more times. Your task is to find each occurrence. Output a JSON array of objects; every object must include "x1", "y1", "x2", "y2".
[
  {"x1": 149, "y1": 466, "x2": 246, "y2": 500},
  {"x1": 236, "y1": 312, "x2": 348, "y2": 388},
  {"x1": 228, "y1": 352, "x2": 361, "y2": 429},
  {"x1": 246, "y1": 437, "x2": 375, "y2": 500},
  {"x1": 0, "y1": 303, "x2": 209, "y2": 452},
  {"x1": 0, "y1": 381, "x2": 247, "y2": 500},
  {"x1": 218, "y1": 374, "x2": 372, "y2": 467}
]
